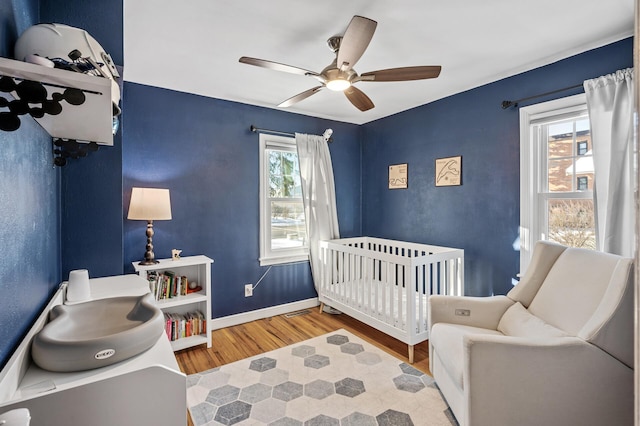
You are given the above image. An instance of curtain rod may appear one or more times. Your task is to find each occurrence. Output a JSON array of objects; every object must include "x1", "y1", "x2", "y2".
[
  {"x1": 250, "y1": 125, "x2": 334, "y2": 143},
  {"x1": 501, "y1": 83, "x2": 583, "y2": 109}
]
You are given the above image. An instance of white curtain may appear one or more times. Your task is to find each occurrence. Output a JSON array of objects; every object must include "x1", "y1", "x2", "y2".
[
  {"x1": 296, "y1": 133, "x2": 340, "y2": 290},
  {"x1": 584, "y1": 68, "x2": 635, "y2": 257}
]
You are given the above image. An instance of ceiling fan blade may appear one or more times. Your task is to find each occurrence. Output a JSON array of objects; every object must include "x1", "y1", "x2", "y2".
[
  {"x1": 336, "y1": 16, "x2": 377, "y2": 72},
  {"x1": 344, "y1": 86, "x2": 374, "y2": 111},
  {"x1": 239, "y1": 56, "x2": 319, "y2": 77},
  {"x1": 360, "y1": 66, "x2": 442, "y2": 82},
  {"x1": 278, "y1": 86, "x2": 324, "y2": 108}
]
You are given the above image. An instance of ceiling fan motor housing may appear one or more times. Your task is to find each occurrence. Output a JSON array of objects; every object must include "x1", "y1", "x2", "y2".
[{"x1": 322, "y1": 61, "x2": 357, "y2": 86}]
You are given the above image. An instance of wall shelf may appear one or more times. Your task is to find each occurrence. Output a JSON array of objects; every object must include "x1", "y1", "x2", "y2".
[
  {"x1": 0, "y1": 57, "x2": 114, "y2": 145},
  {"x1": 156, "y1": 291, "x2": 208, "y2": 309}
]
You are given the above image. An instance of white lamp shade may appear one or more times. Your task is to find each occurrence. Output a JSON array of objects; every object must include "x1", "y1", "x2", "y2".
[{"x1": 127, "y1": 187, "x2": 172, "y2": 220}]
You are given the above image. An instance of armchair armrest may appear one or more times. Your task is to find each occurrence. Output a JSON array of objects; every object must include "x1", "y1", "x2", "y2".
[
  {"x1": 428, "y1": 295, "x2": 514, "y2": 331},
  {"x1": 464, "y1": 335, "x2": 633, "y2": 426}
]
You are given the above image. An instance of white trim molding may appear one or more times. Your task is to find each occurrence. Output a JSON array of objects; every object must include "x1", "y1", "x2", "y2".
[{"x1": 209, "y1": 298, "x2": 319, "y2": 330}]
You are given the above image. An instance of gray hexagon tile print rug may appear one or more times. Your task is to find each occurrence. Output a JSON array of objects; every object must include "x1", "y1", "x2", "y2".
[{"x1": 186, "y1": 330, "x2": 458, "y2": 426}]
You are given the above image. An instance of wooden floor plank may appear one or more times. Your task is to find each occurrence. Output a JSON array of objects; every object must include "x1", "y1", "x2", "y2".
[{"x1": 175, "y1": 308, "x2": 432, "y2": 426}]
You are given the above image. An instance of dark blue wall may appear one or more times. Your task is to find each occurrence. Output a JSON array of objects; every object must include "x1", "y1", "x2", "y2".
[
  {"x1": 0, "y1": 0, "x2": 37, "y2": 59},
  {"x1": 40, "y1": 0, "x2": 125, "y2": 279},
  {"x1": 122, "y1": 83, "x2": 362, "y2": 317},
  {"x1": 39, "y1": 0, "x2": 123, "y2": 65},
  {"x1": 361, "y1": 38, "x2": 633, "y2": 296},
  {"x1": 0, "y1": 0, "x2": 61, "y2": 370}
]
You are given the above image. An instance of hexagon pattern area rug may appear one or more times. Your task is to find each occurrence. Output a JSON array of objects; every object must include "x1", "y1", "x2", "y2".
[{"x1": 186, "y1": 330, "x2": 458, "y2": 425}]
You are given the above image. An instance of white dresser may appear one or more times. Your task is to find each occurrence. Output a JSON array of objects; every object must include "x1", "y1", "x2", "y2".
[{"x1": 0, "y1": 274, "x2": 186, "y2": 426}]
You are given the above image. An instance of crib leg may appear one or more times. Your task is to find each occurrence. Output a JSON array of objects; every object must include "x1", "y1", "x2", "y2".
[
  {"x1": 319, "y1": 302, "x2": 325, "y2": 314},
  {"x1": 408, "y1": 345, "x2": 414, "y2": 364}
]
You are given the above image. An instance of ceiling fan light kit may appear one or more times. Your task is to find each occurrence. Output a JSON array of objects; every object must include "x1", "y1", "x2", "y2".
[
  {"x1": 239, "y1": 15, "x2": 441, "y2": 112},
  {"x1": 326, "y1": 78, "x2": 351, "y2": 91}
]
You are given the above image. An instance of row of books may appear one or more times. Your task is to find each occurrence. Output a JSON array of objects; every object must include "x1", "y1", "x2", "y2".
[
  {"x1": 146, "y1": 270, "x2": 190, "y2": 300},
  {"x1": 164, "y1": 311, "x2": 206, "y2": 342}
]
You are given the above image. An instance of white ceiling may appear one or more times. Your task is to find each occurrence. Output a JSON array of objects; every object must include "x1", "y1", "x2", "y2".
[{"x1": 123, "y1": 0, "x2": 634, "y2": 125}]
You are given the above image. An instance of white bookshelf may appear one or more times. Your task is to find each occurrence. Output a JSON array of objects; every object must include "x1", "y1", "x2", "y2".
[{"x1": 133, "y1": 255, "x2": 213, "y2": 351}]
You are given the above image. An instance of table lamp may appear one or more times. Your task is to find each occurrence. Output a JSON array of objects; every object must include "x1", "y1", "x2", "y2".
[{"x1": 128, "y1": 187, "x2": 172, "y2": 265}]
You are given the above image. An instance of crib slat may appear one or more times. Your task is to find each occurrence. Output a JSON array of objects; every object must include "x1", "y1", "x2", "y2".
[
  {"x1": 340, "y1": 250, "x2": 346, "y2": 301},
  {"x1": 383, "y1": 260, "x2": 389, "y2": 325},
  {"x1": 417, "y1": 263, "x2": 425, "y2": 334},
  {"x1": 397, "y1": 263, "x2": 404, "y2": 331}
]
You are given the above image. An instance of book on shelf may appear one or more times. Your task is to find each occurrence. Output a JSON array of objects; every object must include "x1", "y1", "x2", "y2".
[
  {"x1": 163, "y1": 310, "x2": 206, "y2": 342},
  {"x1": 146, "y1": 270, "x2": 193, "y2": 301}
]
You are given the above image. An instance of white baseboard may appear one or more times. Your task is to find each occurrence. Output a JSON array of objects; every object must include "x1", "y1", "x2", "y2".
[{"x1": 209, "y1": 298, "x2": 319, "y2": 330}]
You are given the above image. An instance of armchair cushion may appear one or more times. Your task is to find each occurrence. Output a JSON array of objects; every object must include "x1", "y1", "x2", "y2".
[
  {"x1": 497, "y1": 302, "x2": 568, "y2": 338},
  {"x1": 507, "y1": 241, "x2": 567, "y2": 307},
  {"x1": 527, "y1": 247, "x2": 634, "y2": 367},
  {"x1": 527, "y1": 248, "x2": 624, "y2": 335},
  {"x1": 430, "y1": 323, "x2": 502, "y2": 389}
]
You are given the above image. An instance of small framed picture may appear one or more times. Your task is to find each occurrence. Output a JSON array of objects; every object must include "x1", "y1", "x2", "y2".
[
  {"x1": 389, "y1": 163, "x2": 408, "y2": 189},
  {"x1": 435, "y1": 156, "x2": 462, "y2": 186}
]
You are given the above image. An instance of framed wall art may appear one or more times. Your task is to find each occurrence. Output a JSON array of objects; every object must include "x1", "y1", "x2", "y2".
[
  {"x1": 435, "y1": 156, "x2": 462, "y2": 187},
  {"x1": 389, "y1": 163, "x2": 408, "y2": 189}
]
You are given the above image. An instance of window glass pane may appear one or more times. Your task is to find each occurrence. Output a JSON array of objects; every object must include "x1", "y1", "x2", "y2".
[
  {"x1": 547, "y1": 199, "x2": 595, "y2": 249},
  {"x1": 268, "y1": 149, "x2": 302, "y2": 198},
  {"x1": 268, "y1": 150, "x2": 282, "y2": 174},
  {"x1": 545, "y1": 116, "x2": 592, "y2": 193},
  {"x1": 548, "y1": 158, "x2": 574, "y2": 192},
  {"x1": 547, "y1": 121, "x2": 574, "y2": 159},
  {"x1": 282, "y1": 151, "x2": 301, "y2": 197},
  {"x1": 270, "y1": 201, "x2": 306, "y2": 249},
  {"x1": 269, "y1": 175, "x2": 282, "y2": 198}
]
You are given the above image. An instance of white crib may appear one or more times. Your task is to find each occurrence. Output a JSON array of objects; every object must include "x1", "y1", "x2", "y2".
[{"x1": 318, "y1": 237, "x2": 464, "y2": 363}]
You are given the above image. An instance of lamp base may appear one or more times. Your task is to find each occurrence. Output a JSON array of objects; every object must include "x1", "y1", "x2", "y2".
[{"x1": 138, "y1": 220, "x2": 159, "y2": 265}]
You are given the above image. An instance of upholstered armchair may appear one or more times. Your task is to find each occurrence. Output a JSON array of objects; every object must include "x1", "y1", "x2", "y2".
[{"x1": 428, "y1": 241, "x2": 634, "y2": 426}]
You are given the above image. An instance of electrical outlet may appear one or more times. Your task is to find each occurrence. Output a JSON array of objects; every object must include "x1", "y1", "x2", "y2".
[
  {"x1": 455, "y1": 309, "x2": 471, "y2": 317},
  {"x1": 244, "y1": 284, "x2": 253, "y2": 297}
]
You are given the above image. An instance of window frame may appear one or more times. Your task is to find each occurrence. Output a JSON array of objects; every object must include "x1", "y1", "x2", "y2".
[
  {"x1": 258, "y1": 133, "x2": 309, "y2": 266},
  {"x1": 519, "y1": 93, "x2": 592, "y2": 273}
]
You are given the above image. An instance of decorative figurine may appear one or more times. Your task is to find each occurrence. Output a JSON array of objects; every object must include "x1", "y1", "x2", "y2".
[{"x1": 171, "y1": 249, "x2": 182, "y2": 260}]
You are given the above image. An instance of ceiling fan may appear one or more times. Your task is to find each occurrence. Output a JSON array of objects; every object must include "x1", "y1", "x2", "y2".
[{"x1": 239, "y1": 15, "x2": 441, "y2": 112}]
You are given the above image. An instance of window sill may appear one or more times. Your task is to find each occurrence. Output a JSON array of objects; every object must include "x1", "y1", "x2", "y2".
[{"x1": 259, "y1": 254, "x2": 309, "y2": 266}]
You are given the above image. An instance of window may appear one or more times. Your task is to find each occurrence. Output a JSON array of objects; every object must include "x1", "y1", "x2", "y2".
[
  {"x1": 577, "y1": 176, "x2": 588, "y2": 190},
  {"x1": 520, "y1": 94, "x2": 595, "y2": 273},
  {"x1": 259, "y1": 133, "x2": 308, "y2": 265},
  {"x1": 577, "y1": 140, "x2": 588, "y2": 156}
]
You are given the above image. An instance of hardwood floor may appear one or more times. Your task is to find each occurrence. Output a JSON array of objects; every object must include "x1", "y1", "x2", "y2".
[{"x1": 174, "y1": 307, "x2": 432, "y2": 426}]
